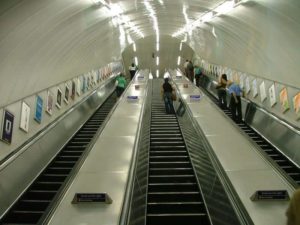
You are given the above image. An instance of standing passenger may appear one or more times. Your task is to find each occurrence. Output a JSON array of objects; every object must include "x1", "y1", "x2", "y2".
[
  {"x1": 161, "y1": 78, "x2": 174, "y2": 114},
  {"x1": 227, "y1": 80, "x2": 242, "y2": 122},
  {"x1": 184, "y1": 60, "x2": 189, "y2": 77},
  {"x1": 187, "y1": 60, "x2": 194, "y2": 83},
  {"x1": 216, "y1": 74, "x2": 228, "y2": 109},
  {"x1": 194, "y1": 65, "x2": 202, "y2": 87},
  {"x1": 129, "y1": 63, "x2": 137, "y2": 80},
  {"x1": 115, "y1": 73, "x2": 126, "y2": 98}
]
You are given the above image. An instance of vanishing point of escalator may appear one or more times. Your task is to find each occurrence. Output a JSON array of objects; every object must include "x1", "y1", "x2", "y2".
[
  {"x1": 0, "y1": 93, "x2": 117, "y2": 225},
  {"x1": 200, "y1": 80, "x2": 300, "y2": 186},
  {"x1": 146, "y1": 95, "x2": 211, "y2": 225}
]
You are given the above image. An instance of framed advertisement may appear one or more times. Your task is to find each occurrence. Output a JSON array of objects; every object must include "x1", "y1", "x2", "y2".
[
  {"x1": 268, "y1": 84, "x2": 276, "y2": 107},
  {"x1": 64, "y1": 84, "x2": 69, "y2": 104},
  {"x1": 259, "y1": 81, "x2": 267, "y2": 102},
  {"x1": 1, "y1": 110, "x2": 14, "y2": 144},
  {"x1": 77, "y1": 77, "x2": 81, "y2": 96},
  {"x1": 252, "y1": 79, "x2": 258, "y2": 98},
  {"x1": 20, "y1": 101, "x2": 30, "y2": 132},
  {"x1": 71, "y1": 80, "x2": 76, "y2": 100},
  {"x1": 245, "y1": 76, "x2": 250, "y2": 94},
  {"x1": 293, "y1": 92, "x2": 300, "y2": 120},
  {"x1": 56, "y1": 88, "x2": 62, "y2": 109},
  {"x1": 82, "y1": 76, "x2": 86, "y2": 93},
  {"x1": 239, "y1": 73, "x2": 245, "y2": 89},
  {"x1": 35, "y1": 95, "x2": 43, "y2": 123},
  {"x1": 46, "y1": 90, "x2": 54, "y2": 115},
  {"x1": 279, "y1": 87, "x2": 290, "y2": 113}
]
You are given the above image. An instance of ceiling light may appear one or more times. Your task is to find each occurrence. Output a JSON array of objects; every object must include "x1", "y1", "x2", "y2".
[
  {"x1": 133, "y1": 43, "x2": 136, "y2": 52},
  {"x1": 214, "y1": 1, "x2": 234, "y2": 14},
  {"x1": 202, "y1": 12, "x2": 213, "y2": 22},
  {"x1": 134, "y1": 57, "x2": 138, "y2": 66},
  {"x1": 177, "y1": 56, "x2": 181, "y2": 65},
  {"x1": 156, "y1": 57, "x2": 159, "y2": 66}
]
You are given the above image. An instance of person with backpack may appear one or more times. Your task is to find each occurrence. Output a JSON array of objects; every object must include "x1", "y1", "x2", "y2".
[
  {"x1": 216, "y1": 74, "x2": 228, "y2": 109},
  {"x1": 129, "y1": 63, "x2": 137, "y2": 80},
  {"x1": 161, "y1": 78, "x2": 175, "y2": 114},
  {"x1": 227, "y1": 80, "x2": 243, "y2": 122}
]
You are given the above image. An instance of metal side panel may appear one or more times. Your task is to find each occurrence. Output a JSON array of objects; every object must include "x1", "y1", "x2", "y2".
[
  {"x1": 46, "y1": 71, "x2": 150, "y2": 225},
  {"x1": 169, "y1": 70, "x2": 294, "y2": 225},
  {"x1": 245, "y1": 104, "x2": 300, "y2": 167},
  {"x1": 0, "y1": 78, "x2": 116, "y2": 218}
]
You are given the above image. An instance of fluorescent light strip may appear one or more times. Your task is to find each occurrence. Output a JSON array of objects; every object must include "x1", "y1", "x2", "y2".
[
  {"x1": 134, "y1": 57, "x2": 138, "y2": 66},
  {"x1": 156, "y1": 56, "x2": 159, "y2": 66},
  {"x1": 177, "y1": 56, "x2": 181, "y2": 65},
  {"x1": 172, "y1": 0, "x2": 237, "y2": 37},
  {"x1": 156, "y1": 42, "x2": 159, "y2": 51},
  {"x1": 156, "y1": 69, "x2": 159, "y2": 77},
  {"x1": 179, "y1": 42, "x2": 182, "y2": 51},
  {"x1": 133, "y1": 43, "x2": 136, "y2": 52}
]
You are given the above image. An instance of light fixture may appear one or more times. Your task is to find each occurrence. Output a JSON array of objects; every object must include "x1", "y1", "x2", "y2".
[
  {"x1": 202, "y1": 12, "x2": 213, "y2": 22},
  {"x1": 156, "y1": 42, "x2": 159, "y2": 51},
  {"x1": 179, "y1": 42, "x2": 182, "y2": 51},
  {"x1": 177, "y1": 56, "x2": 181, "y2": 65},
  {"x1": 214, "y1": 0, "x2": 234, "y2": 14},
  {"x1": 134, "y1": 57, "x2": 138, "y2": 66},
  {"x1": 133, "y1": 43, "x2": 136, "y2": 52},
  {"x1": 156, "y1": 56, "x2": 159, "y2": 66},
  {"x1": 156, "y1": 70, "x2": 159, "y2": 77}
]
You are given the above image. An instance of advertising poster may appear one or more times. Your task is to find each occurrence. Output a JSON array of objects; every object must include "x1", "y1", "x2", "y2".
[
  {"x1": 64, "y1": 84, "x2": 69, "y2": 104},
  {"x1": 56, "y1": 88, "x2": 62, "y2": 109},
  {"x1": 268, "y1": 84, "x2": 276, "y2": 107},
  {"x1": 82, "y1": 76, "x2": 86, "y2": 93},
  {"x1": 279, "y1": 87, "x2": 290, "y2": 113},
  {"x1": 252, "y1": 79, "x2": 258, "y2": 98},
  {"x1": 34, "y1": 95, "x2": 43, "y2": 123},
  {"x1": 239, "y1": 73, "x2": 245, "y2": 89},
  {"x1": 77, "y1": 77, "x2": 81, "y2": 96},
  {"x1": 259, "y1": 81, "x2": 267, "y2": 102},
  {"x1": 293, "y1": 92, "x2": 300, "y2": 120},
  {"x1": 1, "y1": 110, "x2": 14, "y2": 144},
  {"x1": 20, "y1": 101, "x2": 30, "y2": 132},
  {"x1": 46, "y1": 90, "x2": 54, "y2": 115},
  {"x1": 71, "y1": 80, "x2": 76, "y2": 100},
  {"x1": 245, "y1": 76, "x2": 251, "y2": 94},
  {"x1": 97, "y1": 70, "x2": 100, "y2": 83}
]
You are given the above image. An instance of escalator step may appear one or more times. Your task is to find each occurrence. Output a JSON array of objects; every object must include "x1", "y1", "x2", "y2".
[
  {"x1": 148, "y1": 192, "x2": 202, "y2": 202},
  {"x1": 147, "y1": 213, "x2": 209, "y2": 225}
]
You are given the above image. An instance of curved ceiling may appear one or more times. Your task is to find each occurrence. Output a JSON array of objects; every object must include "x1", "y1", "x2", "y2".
[{"x1": 0, "y1": 0, "x2": 299, "y2": 107}]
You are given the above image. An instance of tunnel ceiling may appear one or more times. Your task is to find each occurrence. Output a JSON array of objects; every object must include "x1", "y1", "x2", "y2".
[{"x1": 0, "y1": 0, "x2": 300, "y2": 107}]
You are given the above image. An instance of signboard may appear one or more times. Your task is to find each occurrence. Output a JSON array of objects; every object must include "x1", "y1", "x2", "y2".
[
  {"x1": 72, "y1": 193, "x2": 112, "y2": 204},
  {"x1": 279, "y1": 87, "x2": 290, "y2": 113},
  {"x1": 46, "y1": 90, "x2": 54, "y2": 115},
  {"x1": 127, "y1": 96, "x2": 138, "y2": 102},
  {"x1": 20, "y1": 101, "x2": 30, "y2": 132},
  {"x1": 64, "y1": 84, "x2": 69, "y2": 104},
  {"x1": 250, "y1": 190, "x2": 289, "y2": 201},
  {"x1": 190, "y1": 95, "x2": 201, "y2": 101},
  {"x1": 268, "y1": 84, "x2": 276, "y2": 107},
  {"x1": 252, "y1": 79, "x2": 258, "y2": 98},
  {"x1": 1, "y1": 110, "x2": 14, "y2": 144},
  {"x1": 245, "y1": 76, "x2": 251, "y2": 94},
  {"x1": 35, "y1": 95, "x2": 43, "y2": 123},
  {"x1": 56, "y1": 88, "x2": 62, "y2": 109},
  {"x1": 293, "y1": 92, "x2": 300, "y2": 120},
  {"x1": 259, "y1": 81, "x2": 267, "y2": 102}
]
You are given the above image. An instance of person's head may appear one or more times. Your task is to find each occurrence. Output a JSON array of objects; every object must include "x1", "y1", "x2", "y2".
[
  {"x1": 164, "y1": 77, "x2": 169, "y2": 83},
  {"x1": 186, "y1": 60, "x2": 188, "y2": 62},
  {"x1": 131, "y1": 63, "x2": 134, "y2": 67},
  {"x1": 221, "y1": 74, "x2": 227, "y2": 81},
  {"x1": 119, "y1": 72, "x2": 123, "y2": 77}
]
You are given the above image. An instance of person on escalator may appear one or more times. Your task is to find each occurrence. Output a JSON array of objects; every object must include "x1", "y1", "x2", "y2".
[
  {"x1": 216, "y1": 74, "x2": 228, "y2": 109},
  {"x1": 161, "y1": 78, "x2": 175, "y2": 114},
  {"x1": 115, "y1": 73, "x2": 126, "y2": 98},
  {"x1": 227, "y1": 80, "x2": 242, "y2": 123},
  {"x1": 286, "y1": 188, "x2": 300, "y2": 225}
]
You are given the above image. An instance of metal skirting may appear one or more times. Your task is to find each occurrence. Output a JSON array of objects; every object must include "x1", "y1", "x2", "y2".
[{"x1": 174, "y1": 99, "x2": 252, "y2": 225}]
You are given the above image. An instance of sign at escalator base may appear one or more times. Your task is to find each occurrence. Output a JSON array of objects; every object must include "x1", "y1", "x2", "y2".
[
  {"x1": 250, "y1": 190, "x2": 289, "y2": 201},
  {"x1": 72, "y1": 193, "x2": 113, "y2": 204}
]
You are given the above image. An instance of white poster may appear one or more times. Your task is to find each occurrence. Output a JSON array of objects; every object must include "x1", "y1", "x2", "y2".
[
  {"x1": 245, "y1": 76, "x2": 250, "y2": 94},
  {"x1": 259, "y1": 81, "x2": 267, "y2": 102},
  {"x1": 77, "y1": 77, "x2": 81, "y2": 96},
  {"x1": 252, "y1": 79, "x2": 258, "y2": 98},
  {"x1": 239, "y1": 73, "x2": 245, "y2": 89},
  {"x1": 20, "y1": 101, "x2": 30, "y2": 132},
  {"x1": 269, "y1": 83, "x2": 277, "y2": 107}
]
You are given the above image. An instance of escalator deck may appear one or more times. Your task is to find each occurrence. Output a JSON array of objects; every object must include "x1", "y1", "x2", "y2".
[
  {"x1": 201, "y1": 83, "x2": 300, "y2": 186},
  {"x1": 0, "y1": 93, "x2": 117, "y2": 225},
  {"x1": 146, "y1": 95, "x2": 211, "y2": 225}
]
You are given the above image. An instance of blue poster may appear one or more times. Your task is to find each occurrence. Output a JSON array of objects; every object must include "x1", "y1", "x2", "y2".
[
  {"x1": 35, "y1": 95, "x2": 43, "y2": 123},
  {"x1": 1, "y1": 110, "x2": 14, "y2": 144}
]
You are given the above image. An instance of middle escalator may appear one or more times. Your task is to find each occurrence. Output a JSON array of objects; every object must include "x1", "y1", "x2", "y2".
[{"x1": 146, "y1": 86, "x2": 211, "y2": 225}]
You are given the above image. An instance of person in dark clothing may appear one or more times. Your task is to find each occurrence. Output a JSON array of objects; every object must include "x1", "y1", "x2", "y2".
[
  {"x1": 161, "y1": 78, "x2": 174, "y2": 114},
  {"x1": 216, "y1": 74, "x2": 228, "y2": 109},
  {"x1": 227, "y1": 80, "x2": 243, "y2": 122},
  {"x1": 187, "y1": 60, "x2": 194, "y2": 83},
  {"x1": 129, "y1": 63, "x2": 137, "y2": 80},
  {"x1": 194, "y1": 66, "x2": 202, "y2": 87}
]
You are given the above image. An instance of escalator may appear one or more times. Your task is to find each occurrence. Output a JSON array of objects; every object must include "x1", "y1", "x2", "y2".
[
  {"x1": 0, "y1": 92, "x2": 117, "y2": 225},
  {"x1": 146, "y1": 83, "x2": 211, "y2": 225},
  {"x1": 199, "y1": 80, "x2": 300, "y2": 186}
]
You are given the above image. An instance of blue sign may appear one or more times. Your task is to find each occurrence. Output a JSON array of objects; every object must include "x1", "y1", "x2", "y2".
[
  {"x1": 35, "y1": 95, "x2": 43, "y2": 123},
  {"x1": 127, "y1": 96, "x2": 138, "y2": 101},
  {"x1": 190, "y1": 95, "x2": 201, "y2": 101},
  {"x1": 1, "y1": 110, "x2": 14, "y2": 144}
]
